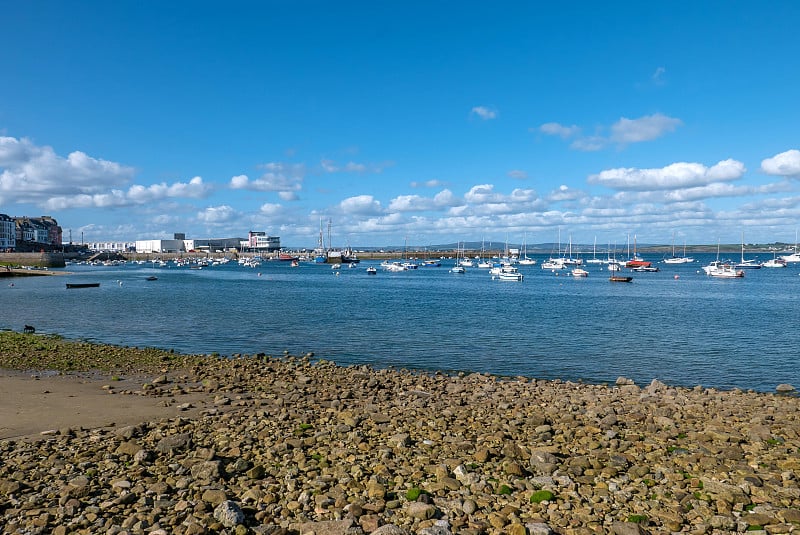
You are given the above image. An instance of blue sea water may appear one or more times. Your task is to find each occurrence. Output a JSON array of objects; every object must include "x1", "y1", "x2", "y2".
[{"x1": 2, "y1": 253, "x2": 798, "y2": 392}]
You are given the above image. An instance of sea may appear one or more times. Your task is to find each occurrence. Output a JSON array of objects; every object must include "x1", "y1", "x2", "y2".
[{"x1": 2, "y1": 252, "x2": 798, "y2": 393}]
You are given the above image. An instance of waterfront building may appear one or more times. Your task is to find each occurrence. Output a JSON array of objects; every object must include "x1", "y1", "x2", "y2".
[
  {"x1": 243, "y1": 231, "x2": 280, "y2": 252},
  {"x1": 0, "y1": 214, "x2": 16, "y2": 250}
]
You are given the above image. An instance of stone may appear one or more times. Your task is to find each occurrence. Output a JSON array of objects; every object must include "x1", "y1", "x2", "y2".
[{"x1": 213, "y1": 500, "x2": 245, "y2": 528}]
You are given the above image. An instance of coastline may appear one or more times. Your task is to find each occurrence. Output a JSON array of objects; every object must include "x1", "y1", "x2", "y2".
[{"x1": 2, "y1": 334, "x2": 800, "y2": 533}]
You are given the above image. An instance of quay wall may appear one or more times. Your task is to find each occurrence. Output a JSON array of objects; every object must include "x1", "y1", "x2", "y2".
[{"x1": 0, "y1": 252, "x2": 66, "y2": 268}]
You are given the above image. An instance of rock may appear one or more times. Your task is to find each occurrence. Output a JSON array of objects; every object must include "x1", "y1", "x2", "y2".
[
  {"x1": 290, "y1": 518, "x2": 354, "y2": 534},
  {"x1": 776, "y1": 383, "x2": 795, "y2": 393},
  {"x1": 406, "y1": 501, "x2": 437, "y2": 520},
  {"x1": 611, "y1": 521, "x2": 644, "y2": 535},
  {"x1": 156, "y1": 433, "x2": 192, "y2": 454},
  {"x1": 213, "y1": 500, "x2": 245, "y2": 528},
  {"x1": 371, "y1": 525, "x2": 408, "y2": 535},
  {"x1": 191, "y1": 460, "x2": 222, "y2": 481},
  {"x1": 526, "y1": 522, "x2": 553, "y2": 535}
]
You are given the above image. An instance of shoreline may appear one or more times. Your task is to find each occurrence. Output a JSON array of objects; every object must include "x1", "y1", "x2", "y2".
[{"x1": 2, "y1": 334, "x2": 800, "y2": 533}]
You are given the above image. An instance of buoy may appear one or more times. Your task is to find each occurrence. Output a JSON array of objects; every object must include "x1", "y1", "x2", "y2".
[
  {"x1": 258, "y1": 272, "x2": 262, "y2": 277},
  {"x1": 674, "y1": 275, "x2": 680, "y2": 280}
]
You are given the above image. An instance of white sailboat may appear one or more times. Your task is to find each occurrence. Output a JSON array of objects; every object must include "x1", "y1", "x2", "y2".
[
  {"x1": 663, "y1": 233, "x2": 694, "y2": 264},
  {"x1": 781, "y1": 230, "x2": 800, "y2": 263},
  {"x1": 585, "y1": 236, "x2": 603, "y2": 265},
  {"x1": 518, "y1": 233, "x2": 537, "y2": 265},
  {"x1": 736, "y1": 233, "x2": 761, "y2": 269}
]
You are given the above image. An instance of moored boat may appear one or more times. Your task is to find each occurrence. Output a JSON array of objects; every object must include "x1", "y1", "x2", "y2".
[
  {"x1": 609, "y1": 275, "x2": 633, "y2": 283},
  {"x1": 66, "y1": 282, "x2": 100, "y2": 289}
]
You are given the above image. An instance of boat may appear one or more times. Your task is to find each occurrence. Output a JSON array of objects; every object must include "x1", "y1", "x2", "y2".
[
  {"x1": 704, "y1": 262, "x2": 745, "y2": 278},
  {"x1": 609, "y1": 275, "x2": 633, "y2": 283},
  {"x1": 518, "y1": 233, "x2": 537, "y2": 265},
  {"x1": 780, "y1": 230, "x2": 800, "y2": 263},
  {"x1": 145, "y1": 276, "x2": 158, "y2": 281},
  {"x1": 571, "y1": 267, "x2": 588, "y2": 277},
  {"x1": 585, "y1": 237, "x2": 603, "y2": 265},
  {"x1": 492, "y1": 265, "x2": 523, "y2": 281},
  {"x1": 624, "y1": 234, "x2": 651, "y2": 268},
  {"x1": 762, "y1": 255, "x2": 787, "y2": 268},
  {"x1": 366, "y1": 266, "x2": 377, "y2": 275},
  {"x1": 290, "y1": 260, "x2": 299, "y2": 267},
  {"x1": 278, "y1": 253, "x2": 299, "y2": 261},
  {"x1": 632, "y1": 265, "x2": 659, "y2": 272},
  {"x1": 451, "y1": 242, "x2": 467, "y2": 273},
  {"x1": 381, "y1": 261, "x2": 407, "y2": 272},
  {"x1": 663, "y1": 234, "x2": 694, "y2": 264},
  {"x1": 736, "y1": 235, "x2": 761, "y2": 269},
  {"x1": 66, "y1": 283, "x2": 100, "y2": 289}
]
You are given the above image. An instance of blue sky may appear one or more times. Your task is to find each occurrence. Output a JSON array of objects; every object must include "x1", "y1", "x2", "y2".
[{"x1": 2, "y1": 1, "x2": 800, "y2": 248}]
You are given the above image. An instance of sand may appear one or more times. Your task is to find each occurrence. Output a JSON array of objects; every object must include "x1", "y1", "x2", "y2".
[{"x1": 0, "y1": 370, "x2": 209, "y2": 440}]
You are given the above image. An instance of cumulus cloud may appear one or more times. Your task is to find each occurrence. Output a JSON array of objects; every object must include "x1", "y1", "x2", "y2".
[
  {"x1": 471, "y1": 106, "x2": 497, "y2": 120},
  {"x1": 589, "y1": 159, "x2": 746, "y2": 191},
  {"x1": 197, "y1": 205, "x2": 237, "y2": 224},
  {"x1": 610, "y1": 113, "x2": 683, "y2": 144},
  {"x1": 229, "y1": 162, "x2": 305, "y2": 193},
  {"x1": 539, "y1": 114, "x2": 682, "y2": 151},
  {"x1": 339, "y1": 195, "x2": 383, "y2": 215},
  {"x1": 0, "y1": 136, "x2": 135, "y2": 202},
  {"x1": 127, "y1": 176, "x2": 210, "y2": 203},
  {"x1": 387, "y1": 189, "x2": 460, "y2": 212},
  {"x1": 761, "y1": 149, "x2": 800, "y2": 177}
]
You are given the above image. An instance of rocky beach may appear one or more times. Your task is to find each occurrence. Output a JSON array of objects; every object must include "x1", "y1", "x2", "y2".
[{"x1": 1, "y1": 332, "x2": 799, "y2": 535}]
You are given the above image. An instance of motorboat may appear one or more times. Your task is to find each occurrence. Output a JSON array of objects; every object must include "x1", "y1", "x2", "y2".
[{"x1": 571, "y1": 268, "x2": 589, "y2": 277}]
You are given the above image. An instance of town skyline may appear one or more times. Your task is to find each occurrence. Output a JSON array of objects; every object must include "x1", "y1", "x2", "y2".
[{"x1": 2, "y1": 2, "x2": 800, "y2": 248}]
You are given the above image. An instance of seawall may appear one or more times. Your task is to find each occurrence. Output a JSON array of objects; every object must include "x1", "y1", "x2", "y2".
[{"x1": 0, "y1": 252, "x2": 66, "y2": 268}]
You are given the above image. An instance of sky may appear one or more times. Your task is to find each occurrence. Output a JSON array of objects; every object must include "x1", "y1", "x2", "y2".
[{"x1": 2, "y1": 1, "x2": 800, "y2": 249}]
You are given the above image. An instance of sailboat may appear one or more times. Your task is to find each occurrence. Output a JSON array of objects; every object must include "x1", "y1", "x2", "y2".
[
  {"x1": 663, "y1": 233, "x2": 694, "y2": 264},
  {"x1": 780, "y1": 230, "x2": 800, "y2": 263},
  {"x1": 736, "y1": 233, "x2": 761, "y2": 269},
  {"x1": 585, "y1": 236, "x2": 603, "y2": 265},
  {"x1": 624, "y1": 234, "x2": 651, "y2": 268},
  {"x1": 451, "y1": 242, "x2": 466, "y2": 273},
  {"x1": 518, "y1": 233, "x2": 537, "y2": 265}
]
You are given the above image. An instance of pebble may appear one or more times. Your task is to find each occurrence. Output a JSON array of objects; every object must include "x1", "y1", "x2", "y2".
[{"x1": 2, "y1": 345, "x2": 800, "y2": 534}]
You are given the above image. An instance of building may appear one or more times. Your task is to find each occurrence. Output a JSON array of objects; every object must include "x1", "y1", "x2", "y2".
[
  {"x1": 243, "y1": 231, "x2": 280, "y2": 252},
  {"x1": 135, "y1": 239, "x2": 186, "y2": 254},
  {"x1": 183, "y1": 238, "x2": 243, "y2": 252},
  {"x1": 0, "y1": 214, "x2": 16, "y2": 250},
  {"x1": 8, "y1": 215, "x2": 62, "y2": 250},
  {"x1": 87, "y1": 242, "x2": 136, "y2": 253}
]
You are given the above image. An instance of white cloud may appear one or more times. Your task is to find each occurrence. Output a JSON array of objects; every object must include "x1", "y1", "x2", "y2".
[
  {"x1": 229, "y1": 163, "x2": 305, "y2": 193},
  {"x1": 508, "y1": 169, "x2": 528, "y2": 179},
  {"x1": 540, "y1": 114, "x2": 681, "y2": 151},
  {"x1": 761, "y1": 149, "x2": 800, "y2": 177},
  {"x1": 339, "y1": 195, "x2": 383, "y2": 215},
  {"x1": 0, "y1": 136, "x2": 135, "y2": 201},
  {"x1": 471, "y1": 106, "x2": 497, "y2": 120},
  {"x1": 539, "y1": 122, "x2": 581, "y2": 139},
  {"x1": 588, "y1": 159, "x2": 746, "y2": 191},
  {"x1": 128, "y1": 176, "x2": 210, "y2": 203},
  {"x1": 197, "y1": 205, "x2": 237, "y2": 224},
  {"x1": 610, "y1": 113, "x2": 683, "y2": 144},
  {"x1": 259, "y1": 203, "x2": 283, "y2": 216}
]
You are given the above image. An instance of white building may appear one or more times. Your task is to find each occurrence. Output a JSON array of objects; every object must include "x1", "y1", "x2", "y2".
[
  {"x1": 87, "y1": 242, "x2": 136, "y2": 252},
  {"x1": 245, "y1": 231, "x2": 280, "y2": 252},
  {"x1": 135, "y1": 239, "x2": 186, "y2": 253}
]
